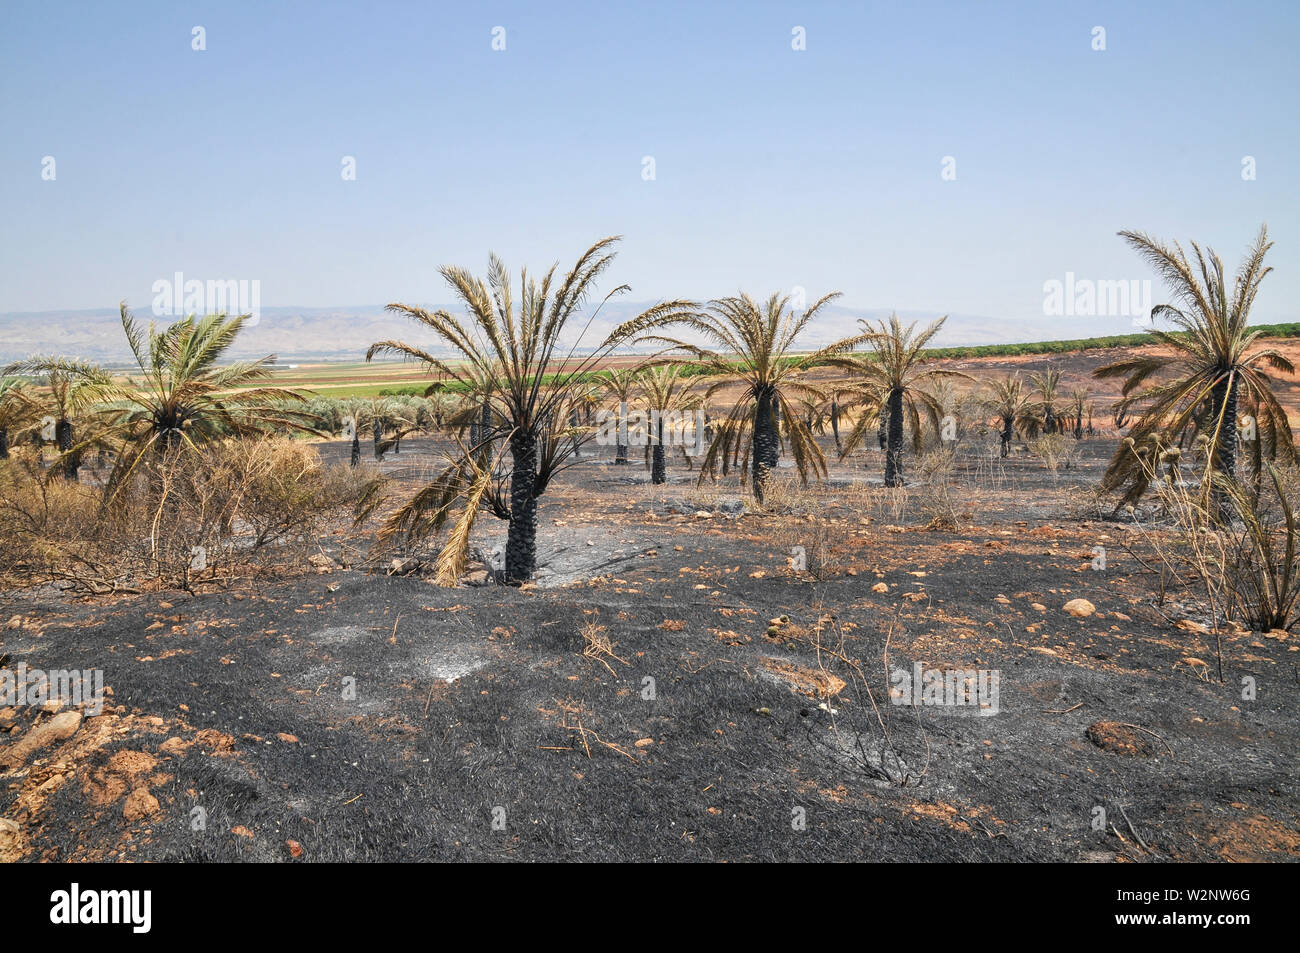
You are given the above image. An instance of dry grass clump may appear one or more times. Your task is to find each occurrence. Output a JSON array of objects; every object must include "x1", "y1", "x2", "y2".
[
  {"x1": 775, "y1": 514, "x2": 850, "y2": 581},
  {"x1": 579, "y1": 620, "x2": 628, "y2": 677},
  {"x1": 1028, "y1": 433, "x2": 1079, "y2": 474},
  {"x1": 0, "y1": 438, "x2": 382, "y2": 592},
  {"x1": 752, "y1": 472, "x2": 821, "y2": 516},
  {"x1": 916, "y1": 448, "x2": 964, "y2": 530},
  {"x1": 1124, "y1": 440, "x2": 1300, "y2": 676}
]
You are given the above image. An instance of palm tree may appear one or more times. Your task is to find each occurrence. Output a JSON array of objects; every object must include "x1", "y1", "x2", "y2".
[
  {"x1": 594, "y1": 368, "x2": 639, "y2": 464},
  {"x1": 1095, "y1": 225, "x2": 1295, "y2": 506},
  {"x1": 82, "y1": 306, "x2": 310, "y2": 491},
  {"x1": 334, "y1": 397, "x2": 377, "y2": 467},
  {"x1": 634, "y1": 364, "x2": 701, "y2": 484},
  {"x1": 1065, "y1": 388, "x2": 1090, "y2": 439},
  {"x1": 0, "y1": 378, "x2": 36, "y2": 460},
  {"x1": 1024, "y1": 366, "x2": 1064, "y2": 437},
  {"x1": 830, "y1": 314, "x2": 967, "y2": 487},
  {"x1": 624, "y1": 291, "x2": 861, "y2": 503},
  {"x1": 2, "y1": 357, "x2": 116, "y2": 481},
  {"x1": 368, "y1": 237, "x2": 695, "y2": 584},
  {"x1": 984, "y1": 374, "x2": 1029, "y2": 457}
]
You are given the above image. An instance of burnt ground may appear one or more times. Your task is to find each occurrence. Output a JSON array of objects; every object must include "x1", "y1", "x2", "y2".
[{"x1": 1, "y1": 433, "x2": 1297, "y2": 863}]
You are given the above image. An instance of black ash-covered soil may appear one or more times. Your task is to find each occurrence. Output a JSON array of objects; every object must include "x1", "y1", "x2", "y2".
[{"x1": 2, "y1": 436, "x2": 1297, "y2": 862}]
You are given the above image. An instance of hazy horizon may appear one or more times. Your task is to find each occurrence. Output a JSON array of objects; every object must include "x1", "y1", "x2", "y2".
[{"x1": 3, "y1": 0, "x2": 1298, "y2": 328}]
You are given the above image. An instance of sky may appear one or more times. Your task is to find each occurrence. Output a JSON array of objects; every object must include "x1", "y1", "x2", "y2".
[{"x1": 2, "y1": 0, "x2": 1298, "y2": 336}]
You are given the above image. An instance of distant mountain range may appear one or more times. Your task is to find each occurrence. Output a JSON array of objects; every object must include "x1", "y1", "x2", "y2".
[{"x1": 0, "y1": 304, "x2": 1160, "y2": 366}]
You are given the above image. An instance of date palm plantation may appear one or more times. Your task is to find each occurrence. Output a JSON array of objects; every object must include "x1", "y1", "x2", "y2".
[
  {"x1": 831, "y1": 314, "x2": 966, "y2": 487},
  {"x1": 623, "y1": 292, "x2": 864, "y2": 504},
  {"x1": 1095, "y1": 225, "x2": 1296, "y2": 506},
  {"x1": 368, "y1": 237, "x2": 695, "y2": 584}
]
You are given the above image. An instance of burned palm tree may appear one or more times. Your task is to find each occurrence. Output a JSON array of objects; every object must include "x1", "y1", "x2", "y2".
[
  {"x1": 594, "y1": 367, "x2": 639, "y2": 465},
  {"x1": 75, "y1": 306, "x2": 311, "y2": 492},
  {"x1": 634, "y1": 364, "x2": 701, "y2": 485},
  {"x1": 830, "y1": 315, "x2": 967, "y2": 487},
  {"x1": 1024, "y1": 366, "x2": 1065, "y2": 437},
  {"x1": 368, "y1": 237, "x2": 695, "y2": 584},
  {"x1": 622, "y1": 291, "x2": 863, "y2": 503},
  {"x1": 983, "y1": 374, "x2": 1029, "y2": 458},
  {"x1": 1095, "y1": 225, "x2": 1295, "y2": 508},
  {"x1": 1066, "y1": 388, "x2": 1090, "y2": 439},
  {"x1": 0, "y1": 377, "x2": 36, "y2": 460},
  {"x1": 2, "y1": 357, "x2": 116, "y2": 481}
]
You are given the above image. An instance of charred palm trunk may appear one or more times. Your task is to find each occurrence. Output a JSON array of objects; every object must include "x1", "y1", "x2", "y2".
[
  {"x1": 372, "y1": 418, "x2": 382, "y2": 459},
  {"x1": 1211, "y1": 372, "x2": 1239, "y2": 480},
  {"x1": 505, "y1": 429, "x2": 539, "y2": 584},
  {"x1": 615, "y1": 399, "x2": 629, "y2": 465},
  {"x1": 569, "y1": 409, "x2": 581, "y2": 459},
  {"x1": 1210, "y1": 372, "x2": 1239, "y2": 520},
  {"x1": 877, "y1": 403, "x2": 888, "y2": 451},
  {"x1": 0, "y1": 427, "x2": 8, "y2": 459},
  {"x1": 651, "y1": 411, "x2": 666, "y2": 485},
  {"x1": 830, "y1": 400, "x2": 841, "y2": 453},
  {"x1": 57, "y1": 418, "x2": 78, "y2": 482},
  {"x1": 753, "y1": 388, "x2": 780, "y2": 502},
  {"x1": 350, "y1": 432, "x2": 361, "y2": 467},
  {"x1": 884, "y1": 388, "x2": 904, "y2": 487},
  {"x1": 1000, "y1": 415, "x2": 1013, "y2": 458}
]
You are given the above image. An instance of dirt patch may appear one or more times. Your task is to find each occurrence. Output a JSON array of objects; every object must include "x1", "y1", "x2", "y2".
[
  {"x1": 761, "y1": 657, "x2": 847, "y2": 699},
  {"x1": 1085, "y1": 721, "x2": 1154, "y2": 757}
]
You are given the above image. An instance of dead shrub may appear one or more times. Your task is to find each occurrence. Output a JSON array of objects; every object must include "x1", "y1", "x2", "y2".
[
  {"x1": 916, "y1": 448, "x2": 963, "y2": 530},
  {"x1": 0, "y1": 438, "x2": 383, "y2": 592}
]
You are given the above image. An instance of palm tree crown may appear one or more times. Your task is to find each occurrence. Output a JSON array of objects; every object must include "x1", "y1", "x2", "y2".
[{"x1": 1095, "y1": 225, "x2": 1294, "y2": 505}]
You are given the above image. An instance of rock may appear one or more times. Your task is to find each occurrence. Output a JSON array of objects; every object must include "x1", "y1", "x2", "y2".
[
  {"x1": 158, "y1": 737, "x2": 189, "y2": 757},
  {"x1": 692, "y1": 510, "x2": 712, "y2": 519},
  {"x1": 2, "y1": 710, "x2": 82, "y2": 766},
  {"x1": 123, "y1": 787, "x2": 160, "y2": 821},
  {"x1": 0, "y1": 817, "x2": 22, "y2": 861},
  {"x1": 462, "y1": 569, "x2": 490, "y2": 587},
  {"x1": 872, "y1": 582, "x2": 889, "y2": 593},
  {"x1": 1031, "y1": 603, "x2": 1046, "y2": 612},
  {"x1": 1079, "y1": 850, "x2": 1117, "y2": 863},
  {"x1": 995, "y1": 594, "x2": 1011, "y2": 605},
  {"x1": 389, "y1": 557, "x2": 420, "y2": 576},
  {"x1": 1063, "y1": 598, "x2": 1095, "y2": 618}
]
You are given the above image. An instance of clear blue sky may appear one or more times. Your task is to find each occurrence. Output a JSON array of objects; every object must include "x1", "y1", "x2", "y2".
[{"x1": 2, "y1": 0, "x2": 1297, "y2": 328}]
